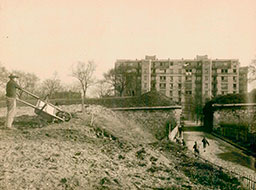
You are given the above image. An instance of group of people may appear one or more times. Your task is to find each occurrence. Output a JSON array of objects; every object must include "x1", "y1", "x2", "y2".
[
  {"x1": 167, "y1": 114, "x2": 210, "y2": 157},
  {"x1": 174, "y1": 136, "x2": 186, "y2": 147},
  {"x1": 193, "y1": 137, "x2": 210, "y2": 157},
  {"x1": 168, "y1": 115, "x2": 186, "y2": 146}
]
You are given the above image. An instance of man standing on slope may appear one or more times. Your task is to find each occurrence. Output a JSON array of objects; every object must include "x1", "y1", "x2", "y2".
[{"x1": 5, "y1": 74, "x2": 22, "y2": 129}]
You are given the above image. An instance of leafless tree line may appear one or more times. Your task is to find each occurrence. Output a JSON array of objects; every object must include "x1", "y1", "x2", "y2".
[
  {"x1": 1, "y1": 57, "x2": 255, "y2": 113},
  {"x1": 0, "y1": 61, "x2": 137, "y2": 107}
]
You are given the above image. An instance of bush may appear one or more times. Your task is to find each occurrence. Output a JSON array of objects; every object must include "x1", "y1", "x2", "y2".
[
  {"x1": 203, "y1": 92, "x2": 256, "y2": 131},
  {"x1": 84, "y1": 90, "x2": 176, "y2": 108},
  {"x1": 219, "y1": 122, "x2": 249, "y2": 130}
]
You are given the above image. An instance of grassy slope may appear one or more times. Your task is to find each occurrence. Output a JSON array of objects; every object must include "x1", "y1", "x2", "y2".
[{"x1": 0, "y1": 106, "x2": 244, "y2": 190}]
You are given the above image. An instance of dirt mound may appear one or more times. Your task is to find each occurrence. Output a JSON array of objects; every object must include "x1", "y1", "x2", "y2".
[
  {"x1": 85, "y1": 105, "x2": 156, "y2": 144},
  {"x1": 138, "y1": 90, "x2": 176, "y2": 107},
  {"x1": 83, "y1": 90, "x2": 176, "y2": 108},
  {"x1": 0, "y1": 105, "x2": 243, "y2": 189}
]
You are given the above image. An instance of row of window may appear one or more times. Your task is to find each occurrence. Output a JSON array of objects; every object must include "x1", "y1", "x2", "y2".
[
  {"x1": 166, "y1": 83, "x2": 182, "y2": 89},
  {"x1": 145, "y1": 81, "x2": 238, "y2": 91},
  {"x1": 156, "y1": 75, "x2": 237, "y2": 82},
  {"x1": 157, "y1": 61, "x2": 198, "y2": 67},
  {"x1": 149, "y1": 68, "x2": 237, "y2": 74},
  {"x1": 146, "y1": 67, "x2": 239, "y2": 75},
  {"x1": 160, "y1": 83, "x2": 182, "y2": 89},
  {"x1": 168, "y1": 90, "x2": 238, "y2": 98},
  {"x1": 213, "y1": 76, "x2": 237, "y2": 81},
  {"x1": 221, "y1": 69, "x2": 237, "y2": 73},
  {"x1": 155, "y1": 61, "x2": 234, "y2": 68},
  {"x1": 221, "y1": 91, "x2": 237, "y2": 95},
  {"x1": 158, "y1": 82, "x2": 237, "y2": 89},
  {"x1": 206, "y1": 83, "x2": 236, "y2": 89},
  {"x1": 168, "y1": 89, "x2": 238, "y2": 96}
]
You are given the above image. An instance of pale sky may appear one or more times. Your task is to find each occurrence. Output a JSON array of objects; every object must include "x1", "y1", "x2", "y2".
[{"x1": 0, "y1": 0, "x2": 256, "y2": 85}]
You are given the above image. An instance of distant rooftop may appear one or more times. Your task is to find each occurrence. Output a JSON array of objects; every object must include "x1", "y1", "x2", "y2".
[{"x1": 116, "y1": 55, "x2": 240, "y2": 63}]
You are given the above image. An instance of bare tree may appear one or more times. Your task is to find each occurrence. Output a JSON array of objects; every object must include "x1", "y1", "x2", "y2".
[
  {"x1": 63, "y1": 82, "x2": 81, "y2": 93},
  {"x1": 12, "y1": 70, "x2": 40, "y2": 97},
  {"x1": 104, "y1": 64, "x2": 138, "y2": 96},
  {"x1": 248, "y1": 58, "x2": 256, "y2": 83},
  {"x1": 94, "y1": 80, "x2": 113, "y2": 98},
  {"x1": 41, "y1": 72, "x2": 62, "y2": 98},
  {"x1": 71, "y1": 61, "x2": 96, "y2": 113},
  {"x1": 0, "y1": 64, "x2": 9, "y2": 87}
]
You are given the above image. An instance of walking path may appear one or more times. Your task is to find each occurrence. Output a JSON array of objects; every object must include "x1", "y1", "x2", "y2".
[{"x1": 183, "y1": 131, "x2": 256, "y2": 178}]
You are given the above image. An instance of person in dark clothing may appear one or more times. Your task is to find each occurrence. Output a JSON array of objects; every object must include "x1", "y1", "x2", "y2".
[
  {"x1": 174, "y1": 136, "x2": 181, "y2": 144},
  {"x1": 5, "y1": 74, "x2": 22, "y2": 129},
  {"x1": 193, "y1": 141, "x2": 200, "y2": 156},
  {"x1": 202, "y1": 137, "x2": 210, "y2": 152},
  {"x1": 182, "y1": 139, "x2": 186, "y2": 146},
  {"x1": 179, "y1": 114, "x2": 185, "y2": 137},
  {"x1": 178, "y1": 125, "x2": 183, "y2": 137}
]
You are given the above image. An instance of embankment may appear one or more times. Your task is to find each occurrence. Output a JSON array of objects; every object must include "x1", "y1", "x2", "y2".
[{"x1": 0, "y1": 105, "x2": 244, "y2": 189}]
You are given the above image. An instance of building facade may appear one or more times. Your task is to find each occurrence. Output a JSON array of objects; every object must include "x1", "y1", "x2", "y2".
[
  {"x1": 115, "y1": 55, "x2": 248, "y2": 119},
  {"x1": 239, "y1": 66, "x2": 249, "y2": 94}
]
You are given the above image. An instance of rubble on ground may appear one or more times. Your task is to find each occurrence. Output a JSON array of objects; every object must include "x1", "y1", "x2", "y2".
[{"x1": 0, "y1": 105, "x2": 243, "y2": 189}]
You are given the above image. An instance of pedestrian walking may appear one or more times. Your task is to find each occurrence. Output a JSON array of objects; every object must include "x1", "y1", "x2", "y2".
[
  {"x1": 179, "y1": 114, "x2": 185, "y2": 137},
  {"x1": 5, "y1": 74, "x2": 22, "y2": 129},
  {"x1": 178, "y1": 124, "x2": 182, "y2": 138},
  {"x1": 175, "y1": 136, "x2": 181, "y2": 144},
  {"x1": 202, "y1": 137, "x2": 210, "y2": 152},
  {"x1": 182, "y1": 139, "x2": 186, "y2": 147},
  {"x1": 193, "y1": 141, "x2": 200, "y2": 157}
]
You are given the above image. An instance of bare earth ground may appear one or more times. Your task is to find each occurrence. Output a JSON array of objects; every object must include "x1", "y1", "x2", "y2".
[{"x1": 0, "y1": 105, "x2": 244, "y2": 190}]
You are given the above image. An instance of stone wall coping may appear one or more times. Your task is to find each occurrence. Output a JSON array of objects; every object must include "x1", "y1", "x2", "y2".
[
  {"x1": 213, "y1": 103, "x2": 256, "y2": 108},
  {"x1": 111, "y1": 106, "x2": 182, "y2": 111}
]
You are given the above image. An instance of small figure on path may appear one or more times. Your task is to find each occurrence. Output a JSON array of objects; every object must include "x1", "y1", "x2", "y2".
[
  {"x1": 178, "y1": 124, "x2": 183, "y2": 138},
  {"x1": 175, "y1": 136, "x2": 181, "y2": 144},
  {"x1": 178, "y1": 114, "x2": 185, "y2": 138},
  {"x1": 5, "y1": 74, "x2": 22, "y2": 129},
  {"x1": 182, "y1": 139, "x2": 186, "y2": 147},
  {"x1": 202, "y1": 137, "x2": 210, "y2": 152},
  {"x1": 193, "y1": 141, "x2": 200, "y2": 157}
]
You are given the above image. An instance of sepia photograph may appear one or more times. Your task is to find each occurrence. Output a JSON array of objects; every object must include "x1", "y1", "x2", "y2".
[{"x1": 0, "y1": 0, "x2": 255, "y2": 189}]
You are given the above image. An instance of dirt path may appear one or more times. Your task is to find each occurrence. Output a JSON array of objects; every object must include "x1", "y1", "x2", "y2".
[{"x1": 183, "y1": 131, "x2": 256, "y2": 178}]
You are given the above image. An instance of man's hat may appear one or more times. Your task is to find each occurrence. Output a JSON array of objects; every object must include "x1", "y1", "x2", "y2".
[{"x1": 8, "y1": 74, "x2": 19, "y2": 79}]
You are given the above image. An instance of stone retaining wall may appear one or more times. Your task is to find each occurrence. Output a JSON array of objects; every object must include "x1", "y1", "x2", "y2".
[
  {"x1": 114, "y1": 108, "x2": 182, "y2": 140},
  {"x1": 212, "y1": 104, "x2": 256, "y2": 152}
]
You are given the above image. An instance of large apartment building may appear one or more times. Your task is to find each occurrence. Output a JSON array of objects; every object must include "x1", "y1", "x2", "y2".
[{"x1": 115, "y1": 55, "x2": 248, "y2": 118}]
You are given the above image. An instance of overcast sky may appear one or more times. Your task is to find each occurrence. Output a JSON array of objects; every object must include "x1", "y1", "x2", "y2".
[{"x1": 0, "y1": 0, "x2": 256, "y2": 85}]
